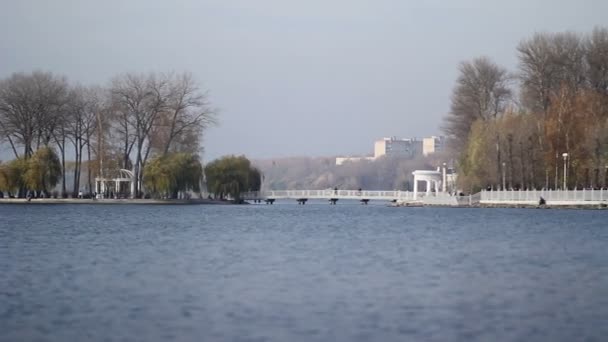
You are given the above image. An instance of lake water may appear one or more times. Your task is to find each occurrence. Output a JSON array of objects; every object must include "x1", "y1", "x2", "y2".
[{"x1": 1, "y1": 202, "x2": 607, "y2": 342}]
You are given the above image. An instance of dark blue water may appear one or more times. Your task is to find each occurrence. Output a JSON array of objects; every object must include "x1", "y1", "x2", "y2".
[{"x1": 1, "y1": 203, "x2": 607, "y2": 342}]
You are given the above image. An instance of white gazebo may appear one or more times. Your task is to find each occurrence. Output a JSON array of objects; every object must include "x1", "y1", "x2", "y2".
[
  {"x1": 95, "y1": 169, "x2": 136, "y2": 199},
  {"x1": 412, "y1": 168, "x2": 443, "y2": 199}
]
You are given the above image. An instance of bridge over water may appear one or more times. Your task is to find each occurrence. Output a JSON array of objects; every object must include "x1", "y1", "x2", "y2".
[
  {"x1": 240, "y1": 189, "x2": 608, "y2": 207},
  {"x1": 242, "y1": 189, "x2": 433, "y2": 204}
]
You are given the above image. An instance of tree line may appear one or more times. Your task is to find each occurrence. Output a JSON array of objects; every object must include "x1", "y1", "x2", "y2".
[
  {"x1": 0, "y1": 71, "x2": 216, "y2": 198},
  {"x1": 444, "y1": 27, "x2": 608, "y2": 191}
]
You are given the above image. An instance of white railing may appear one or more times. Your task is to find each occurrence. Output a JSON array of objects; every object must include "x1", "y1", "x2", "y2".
[
  {"x1": 480, "y1": 189, "x2": 608, "y2": 203},
  {"x1": 241, "y1": 190, "x2": 476, "y2": 205},
  {"x1": 243, "y1": 189, "x2": 415, "y2": 201}
]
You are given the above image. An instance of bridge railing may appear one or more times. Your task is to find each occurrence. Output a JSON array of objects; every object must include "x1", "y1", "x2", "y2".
[
  {"x1": 241, "y1": 190, "x2": 428, "y2": 201},
  {"x1": 239, "y1": 190, "x2": 483, "y2": 205},
  {"x1": 480, "y1": 189, "x2": 608, "y2": 202}
]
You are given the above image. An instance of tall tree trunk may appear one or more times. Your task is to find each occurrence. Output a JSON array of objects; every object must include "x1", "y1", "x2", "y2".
[
  {"x1": 133, "y1": 140, "x2": 144, "y2": 198},
  {"x1": 123, "y1": 137, "x2": 130, "y2": 170},
  {"x1": 87, "y1": 141, "x2": 92, "y2": 193},
  {"x1": 519, "y1": 141, "x2": 526, "y2": 188},
  {"x1": 6, "y1": 136, "x2": 19, "y2": 158},
  {"x1": 496, "y1": 133, "x2": 502, "y2": 189},
  {"x1": 55, "y1": 135, "x2": 67, "y2": 197},
  {"x1": 61, "y1": 150, "x2": 67, "y2": 196},
  {"x1": 508, "y1": 135, "x2": 514, "y2": 189},
  {"x1": 73, "y1": 138, "x2": 81, "y2": 197},
  {"x1": 554, "y1": 153, "x2": 559, "y2": 189}
]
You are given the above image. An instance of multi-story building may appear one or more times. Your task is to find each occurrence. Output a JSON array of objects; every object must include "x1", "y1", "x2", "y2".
[
  {"x1": 422, "y1": 136, "x2": 445, "y2": 156},
  {"x1": 335, "y1": 135, "x2": 445, "y2": 165},
  {"x1": 374, "y1": 137, "x2": 422, "y2": 159}
]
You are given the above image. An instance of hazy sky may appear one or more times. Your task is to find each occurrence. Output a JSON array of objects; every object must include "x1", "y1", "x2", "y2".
[{"x1": 1, "y1": 0, "x2": 607, "y2": 160}]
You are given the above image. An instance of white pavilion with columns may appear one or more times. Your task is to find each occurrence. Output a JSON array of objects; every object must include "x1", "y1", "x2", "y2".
[
  {"x1": 95, "y1": 169, "x2": 136, "y2": 199},
  {"x1": 412, "y1": 167, "x2": 448, "y2": 199}
]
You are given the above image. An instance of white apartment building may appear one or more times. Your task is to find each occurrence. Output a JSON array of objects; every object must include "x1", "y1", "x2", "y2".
[
  {"x1": 422, "y1": 136, "x2": 445, "y2": 156},
  {"x1": 335, "y1": 135, "x2": 446, "y2": 165},
  {"x1": 374, "y1": 137, "x2": 422, "y2": 159}
]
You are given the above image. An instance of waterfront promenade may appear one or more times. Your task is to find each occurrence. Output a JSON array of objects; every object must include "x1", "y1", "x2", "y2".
[
  {"x1": 480, "y1": 189, "x2": 608, "y2": 207},
  {"x1": 1, "y1": 189, "x2": 606, "y2": 208},
  {"x1": 244, "y1": 189, "x2": 608, "y2": 208}
]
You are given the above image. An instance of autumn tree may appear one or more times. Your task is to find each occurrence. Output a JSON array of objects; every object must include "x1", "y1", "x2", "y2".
[
  {"x1": 443, "y1": 57, "x2": 512, "y2": 186},
  {"x1": 517, "y1": 32, "x2": 585, "y2": 115},
  {"x1": 443, "y1": 27, "x2": 608, "y2": 191},
  {"x1": 586, "y1": 27, "x2": 608, "y2": 94}
]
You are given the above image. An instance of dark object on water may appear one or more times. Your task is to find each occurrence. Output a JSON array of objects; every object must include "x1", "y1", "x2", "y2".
[{"x1": 539, "y1": 197, "x2": 546, "y2": 205}]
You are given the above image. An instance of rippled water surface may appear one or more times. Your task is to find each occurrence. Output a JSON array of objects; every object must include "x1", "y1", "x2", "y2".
[{"x1": 1, "y1": 203, "x2": 608, "y2": 342}]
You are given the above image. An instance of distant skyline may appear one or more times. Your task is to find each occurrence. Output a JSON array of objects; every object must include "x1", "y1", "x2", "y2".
[{"x1": 1, "y1": 0, "x2": 607, "y2": 161}]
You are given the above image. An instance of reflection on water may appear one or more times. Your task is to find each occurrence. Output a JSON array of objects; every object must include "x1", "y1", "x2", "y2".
[{"x1": 1, "y1": 203, "x2": 607, "y2": 341}]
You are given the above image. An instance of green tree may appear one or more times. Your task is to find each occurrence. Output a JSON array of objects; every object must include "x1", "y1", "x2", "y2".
[
  {"x1": 0, "y1": 162, "x2": 7, "y2": 196},
  {"x1": 458, "y1": 120, "x2": 494, "y2": 192},
  {"x1": 24, "y1": 147, "x2": 62, "y2": 195},
  {"x1": 204, "y1": 155, "x2": 261, "y2": 202},
  {"x1": 144, "y1": 155, "x2": 173, "y2": 196},
  {"x1": 0, "y1": 158, "x2": 28, "y2": 197},
  {"x1": 171, "y1": 153, "x2": 203, "y2": 197},
  {"x1": 143, "y1": 152, "x2": 203, "y2": 199}
]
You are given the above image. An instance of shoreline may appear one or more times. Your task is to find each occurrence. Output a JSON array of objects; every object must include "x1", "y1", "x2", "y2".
[
  {"x1": 0, "y1": 198, "x2": 232, "y2": 205},
  {"x1": 478, "y1": 203, "x2": 608, "y2": 210},
  {"x1": 392, "y1": 201, "x2": 608, "y2": 210},
  {"x1": 1, "y1": 197, "x2": 606, "y2": 209}
]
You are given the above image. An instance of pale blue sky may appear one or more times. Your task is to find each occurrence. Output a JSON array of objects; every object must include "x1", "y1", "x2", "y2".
[{"x1": 1, "y1": 0, "x2": 607, "y2": 160}]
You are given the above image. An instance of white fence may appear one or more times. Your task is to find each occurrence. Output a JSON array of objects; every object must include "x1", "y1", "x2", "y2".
[
  {"x1": 242, "y1": 190, "x2": 477, "y2": 206},
  {"x1": 481, "y1": 189, "x2": 608, "y2": 204},
  {"x1": 243, "y1": 190, "x2": 416, "y2": 201}
]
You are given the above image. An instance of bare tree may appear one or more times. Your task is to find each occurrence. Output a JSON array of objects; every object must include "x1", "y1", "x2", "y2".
[
  {"x1": 110, "y1": 73, "x2": 170, "y2": 197},
  {"x1": 51, "y1": 107, "x2": 69, "y2": 196},
  {"x1": 1, "y1": 70, "x2": 217, "y2": 198},
  {"x1": 443, "y1": 56, "x2": 512, "y2": 177},
  {"x1": 518, "y1": 32, "x2": 586, "y2": 115},
  {"x1": 108, "y1": 99, "x2": 135, "y2": 170},
  {"x1": 0, "y1": 71, "x2": 68, "y2": 158},
  {"x1": 586, "y1": 27, "x2": 608, "y2": 94},
  {"x1": 65, "y1": 86, "x2": 99, "y2": 195},
  {"x1": 161, "y1": 72, "x2": 216, "y2": 154}
]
